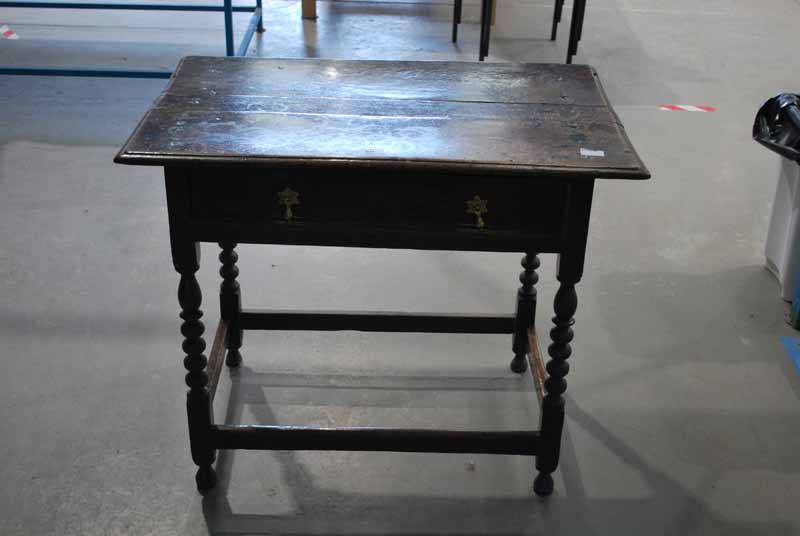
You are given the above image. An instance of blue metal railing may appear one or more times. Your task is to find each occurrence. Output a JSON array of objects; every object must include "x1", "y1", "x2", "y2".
[{"x1": 0, "y1": 0, "x2": 264, "y2": 78}]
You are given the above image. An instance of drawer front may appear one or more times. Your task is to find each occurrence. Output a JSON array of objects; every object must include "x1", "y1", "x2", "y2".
[{"x1": 189, "y1": 168, "x2": 566, "y2": 237}]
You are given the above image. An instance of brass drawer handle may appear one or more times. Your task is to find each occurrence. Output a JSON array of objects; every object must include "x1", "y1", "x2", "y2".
[
  {"x1": 466, "y1": 195, "x2": 488, "y2": 229},
  {"x1": 277, "y1": 187, "x2": 299, "y2": 221}
]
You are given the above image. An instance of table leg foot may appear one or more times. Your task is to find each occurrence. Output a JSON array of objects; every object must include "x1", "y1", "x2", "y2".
[
  {"x1": 225, "y1": 348, "x2": 242, "y2": 368},
  {"x1": 196, "y1": 465, "x2": 217, "y2": 493},
  {"x1": 510, "y1": 353, "x2": 528, "y2": 373},
  {"x1": 533, "y1": 472, "x2": 554, "y2": 497}
]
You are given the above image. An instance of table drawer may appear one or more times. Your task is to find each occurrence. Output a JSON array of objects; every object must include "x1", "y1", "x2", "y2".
[{"x1": 188, "y1": 168, "x2": 567, "y2": 236}]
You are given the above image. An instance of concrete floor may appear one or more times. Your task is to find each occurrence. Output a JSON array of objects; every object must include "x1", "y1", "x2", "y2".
[{"x1": 2, "y1": 0, "x2": 800, "y2": 534}]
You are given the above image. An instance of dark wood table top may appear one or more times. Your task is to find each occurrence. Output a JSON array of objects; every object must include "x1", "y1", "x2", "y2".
[{"x1": 115, "y1": 57, "x2": 649, "y2": 180}]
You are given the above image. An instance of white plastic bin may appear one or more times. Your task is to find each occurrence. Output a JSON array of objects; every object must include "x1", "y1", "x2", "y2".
[{"x1": 765, "y1": 156, "x2": 800, "y2": 302}]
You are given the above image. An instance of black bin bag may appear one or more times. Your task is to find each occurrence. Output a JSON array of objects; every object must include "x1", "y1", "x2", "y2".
[{"x1": 754, "y1": 93, "x2": 800, "y2": 161}]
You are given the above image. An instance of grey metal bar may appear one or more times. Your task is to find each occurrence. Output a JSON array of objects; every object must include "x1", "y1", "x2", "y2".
[{"x1": 235, "y1": 7, "x2": 261, "y2": 57}]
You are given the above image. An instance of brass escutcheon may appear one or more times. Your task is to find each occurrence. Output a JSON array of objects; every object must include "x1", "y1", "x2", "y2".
[
  {"x1": 466, "y1": 195, "x2": 488, "y2": 229},
  {"x1": 277, "y1": 187, "x2": 299, "y2": 221}
]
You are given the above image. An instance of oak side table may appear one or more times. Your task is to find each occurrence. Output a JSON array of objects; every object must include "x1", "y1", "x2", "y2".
[{"x1": 115, "y1": 56, "x2": 649, "y2": 497}]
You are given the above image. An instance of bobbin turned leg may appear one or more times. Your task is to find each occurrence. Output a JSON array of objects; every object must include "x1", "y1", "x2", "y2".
[
  {"x1": 511, "y1": 253, "x2": 539, "y2": 373},
  {"x1": 219, "y1": 241, "x2": 243, "y2": 367},
  {"x1": 533, "y1": 181, "x2": 593, "y2": 497},
  {"x1": 177, "y1": 244, "x2": 217, "y2": 493},
  {"x1": 534, "y1": 275, "x2": 578, "y2": 497}
]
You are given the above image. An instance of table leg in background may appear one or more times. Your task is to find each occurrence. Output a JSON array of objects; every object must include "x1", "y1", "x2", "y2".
[
  {"x1": 302, "y1": 0, "x2": 317, "y2": 20},
  {"x1": 551, "y1": 0, "x2": 564, "y2": 41},
  {"x1": 452, "y1": 0, "x2": 462, "y2": 43},
  {"x1": 511, "y1": 253, "x2": 540, "y2": 373},
  {"x1": 219, "y1": 242, "x2": 244, "y2": 367}
]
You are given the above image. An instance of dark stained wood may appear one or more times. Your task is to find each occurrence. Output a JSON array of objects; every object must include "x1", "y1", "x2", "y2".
[
  {"x1": 239, "y1": 309, "x2": 515, "y2": 334},
  {"x1": 557, "y1": 180, "x2": 595, "y2": 281},
  {"x1": 535, "y1": 277, "x2": 578, "y2": 497},
  {"x1": 165, "y1": 58, "x2": 607, "y2": 105},
  {"x1": 117, "y1": 100, "x2": 642, "y2": 177},
  {"x1": 175, "y1": 239, "x2": 217, "y2": 493},
  {"x1": 115, "y1": 57, "x2": 650, "y2": 180},
  {"x1": 188, "y1": 169, "x2": 568, "y2": 239},
  {"x1": 511, "y1": 253, "x2": 539, "y2": 373},
  {"x1": 530, "y1": 181, "x2": 592, "y2": 497},
  {"x1": 212, "y1": 425, "x2": 540, "y2": 455},
  {"x1": 182, "y1": 166, "x2": 570, "y2": 253},
  {"x1": 119, "y1": 58, "x2": 650, "y2": 499},
  {"x1": 178, "y1": 268, "x2": 207, "y2": 392},
  {"x1": 188, "y1": 218, "x2": 564, "y2": 253},
  {"x1": 218, "y1": 242, "x2": 242, "y2": 368}
]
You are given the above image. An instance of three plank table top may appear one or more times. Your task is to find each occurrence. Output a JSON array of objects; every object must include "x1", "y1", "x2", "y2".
[{"x1": 116, "y1": 56, "x2": 647, "y2": 179}]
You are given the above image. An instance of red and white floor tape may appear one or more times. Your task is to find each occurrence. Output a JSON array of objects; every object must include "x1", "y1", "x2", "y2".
[
  {"x1": 659, "y1": 104, "x2": 716, "y2": 112},
  {"x1": 1, "y1": 25, "x2": 19, "y2": 40}
]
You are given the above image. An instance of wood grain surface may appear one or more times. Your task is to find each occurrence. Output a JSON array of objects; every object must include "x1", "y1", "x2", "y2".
[{"x1": 116, "y1": 57, "x2": 649, "y2": 180}]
